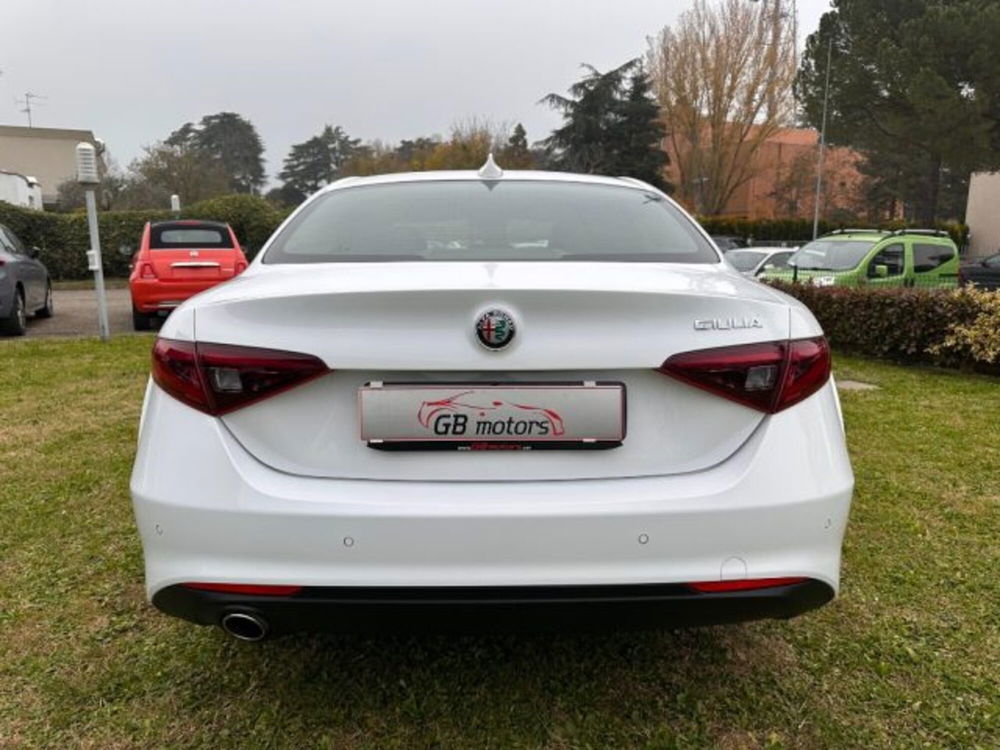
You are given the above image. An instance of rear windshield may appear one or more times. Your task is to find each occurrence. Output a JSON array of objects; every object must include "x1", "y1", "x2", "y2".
[
  {"x1": 790, "y1": 239, "x2": 876, "y2": 271},
  {"x1": 150, "y1": 224, "x2": 232, "y2": 249},
  {"x1": 263, "y1": 180, "x2": 719, "y2": 263}
]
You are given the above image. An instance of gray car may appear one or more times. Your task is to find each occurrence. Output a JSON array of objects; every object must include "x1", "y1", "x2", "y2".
[{"x1": 0, "y1": 222, "x2": 53, "y2": 336}]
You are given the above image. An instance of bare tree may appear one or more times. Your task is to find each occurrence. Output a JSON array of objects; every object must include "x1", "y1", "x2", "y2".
[{"x1": 646, "y1": 0, "x2": 797, "y2": 215}]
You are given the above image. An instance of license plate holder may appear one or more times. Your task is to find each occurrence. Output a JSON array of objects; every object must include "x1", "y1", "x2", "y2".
[{"x1": 359, "y1": 382, "x2": 626, "y2": 451}]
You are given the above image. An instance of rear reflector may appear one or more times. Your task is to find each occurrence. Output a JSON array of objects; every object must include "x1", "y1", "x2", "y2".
[
  {"x1": 152, "y1": 338, "x2": 329, "y2": 415},
  {"x1": 688, "y1": 577, "x2": 807, "y2": 593},
  {"x1": 183, "y1": 583, "x2": 302, "y2": 596},
  {"x1": 659, "y1": 337, "x2": 830, "y2": 413}
]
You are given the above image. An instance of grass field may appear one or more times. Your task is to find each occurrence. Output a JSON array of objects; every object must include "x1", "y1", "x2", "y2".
[{"x1": 0, "y1": 336, "x2": 997, "y2": 748}]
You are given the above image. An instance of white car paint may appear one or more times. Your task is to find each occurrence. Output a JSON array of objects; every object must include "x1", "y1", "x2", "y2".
[{"x1": 131, "y1": 169, "x2": 853, "y2": 633}]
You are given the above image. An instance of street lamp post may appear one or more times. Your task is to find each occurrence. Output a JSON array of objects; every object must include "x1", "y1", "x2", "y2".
[{"x1": 812, "y1": 33, "x2": 834, "y2": 240}]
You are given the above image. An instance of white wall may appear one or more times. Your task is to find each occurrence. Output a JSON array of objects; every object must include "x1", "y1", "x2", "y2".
[
  {"x1": 0, "y1": 171, "x2": 44, "y2": 210},
  {"x1": 965, "y1": 172, "x2": 1000, "y2": 259}
]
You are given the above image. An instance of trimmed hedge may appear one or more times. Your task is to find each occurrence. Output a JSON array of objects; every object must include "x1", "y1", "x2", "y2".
[
  {"x1": 769, "y1": 281, "x2": 999, "y2": 370},
  {"x1": 0, "y1": 196, "x2": 289, "y2": 280},
  {"x1": 698, "y1": 216, "x2": 969, "y2": 248}
]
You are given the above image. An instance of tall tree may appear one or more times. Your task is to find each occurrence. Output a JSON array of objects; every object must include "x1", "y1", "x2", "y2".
[
  {"x1": 131, "y1": 143, "x2": 231, "y2": 204},
  {"x1": 541, "y1": 59, "x2": 669, "y2": 189},
  {"x1": 277, "y1": 125, "x2": 361, "y2": 200},
  {"x1": 167, "y1": 112, "x2": 266, "y2": 194},
  {"x1": 646, "y1": 0, "x2": 797, "y2": 214},
  {"x1": 500, "y1": 123, "x2": 534, "y2": 168},
  {"x1": 797, "y1": 0, "x2": 1000, "y2": 223}
]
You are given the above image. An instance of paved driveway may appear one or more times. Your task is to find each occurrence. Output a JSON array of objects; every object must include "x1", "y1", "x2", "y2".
[{"x1": 15, "y1": 287, "x2": 148, "y2": 338}]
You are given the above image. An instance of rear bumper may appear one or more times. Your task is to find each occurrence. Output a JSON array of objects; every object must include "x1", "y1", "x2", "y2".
[
  {"x1": 131, "y1": 379, "x2": 854, "y2": 634},
  {"x1": 153, "y1": 579, "x2": 835, "y2": 634},
  {"x1": 130, "y1": 278, "x2": 229, "y2": 312}
]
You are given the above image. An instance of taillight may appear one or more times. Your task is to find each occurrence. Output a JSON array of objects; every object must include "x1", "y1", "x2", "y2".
[
  {"x1": 234, "y1": 261, "x2": 247, "y2": 274},
  {"x1": 152, "y1": 338, "x2": 329, "y2": 415},
  {"x1": 140, "y1": 262, "x2": 157, "y2": 279},
  {"x1": 182, "y1": 582, "x2": 302, "y2": 596},
  {"x1": 659, "y1": 337, "x2": 830, "y2": 413},
  {"x1": 688, "y1": 577, "x2": 807, "y2": 593}
]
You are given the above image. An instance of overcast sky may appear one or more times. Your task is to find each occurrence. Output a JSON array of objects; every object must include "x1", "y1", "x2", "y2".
[{"x1": 1, "y1": 0, "x2": 831, "y2": 185}]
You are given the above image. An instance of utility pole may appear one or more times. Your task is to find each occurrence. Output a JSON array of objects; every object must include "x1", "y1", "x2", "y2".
[
  {"x1": 16, "y1": 92, "x2": 46, "y2": 127},
  {"x1": 812, "y1": 33, "x2": 834, "y2": 240}
]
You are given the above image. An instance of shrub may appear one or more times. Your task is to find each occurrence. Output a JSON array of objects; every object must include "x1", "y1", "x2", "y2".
[
  {"x1": 0, "y1": 195, "x2": 290, "y2": 280},
  {"x1": 698, "y1": 217, "x2": 968, "y2": 248},
  {"x1": 769, "y1": 281, "x2": 993, "y2": 369},
  {"x1": 930, "y1": 287, "x2": 1000, "y2": 365}
]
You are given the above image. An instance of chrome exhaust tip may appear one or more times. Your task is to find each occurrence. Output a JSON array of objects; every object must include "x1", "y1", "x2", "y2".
[{"x1": 220, "y1": 612, "x2": 268, "y2": 642}]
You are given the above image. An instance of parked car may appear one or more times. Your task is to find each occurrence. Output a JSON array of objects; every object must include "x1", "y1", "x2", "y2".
[
  {"x1": 128, "y1": 220, "x2": 248, "y2": 331},
  {"x1": 725, "y1": 247, "x2": 796, "y2": 278},
  {"x1": 958, "y1": 252, "x2": 1000, "y2": 290},
  {"x1": 759, "y1": 229, "x2": 959, "y2": 288},
  {"x1": 0, "y1": 222, "x2": 52, "y2": 336},
  {"x1": 131, "y1": 163, "x2": 854, "y2": 640},
  {"x1": 710, "y1": 234, "x2": 748, "y2": 251}
]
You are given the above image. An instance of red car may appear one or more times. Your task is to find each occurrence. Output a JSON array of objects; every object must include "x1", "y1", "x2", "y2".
[{"x1": 129, "y1": 220, "x2": 248, "y2": 330}]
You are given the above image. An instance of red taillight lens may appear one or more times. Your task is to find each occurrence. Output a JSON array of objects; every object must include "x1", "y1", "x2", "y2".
[
  {"x1": 182, "y1": 582, "x2": 302, "y2": 596},
  {"x1": 234, "y1": 261, "x2": 247, "y2": 274},
  {"x1": 659, "y1": 337, "x2": 830, "y2": 413},
  {"x1": 688, "y1": 577, "x2": 807, "y2": 593},
  {"x1": 140, "y1": 262, "x2": 157, "y2": 279},
  {"x1": 152, "y1": 338, "x2": 329, "y2": 415}
]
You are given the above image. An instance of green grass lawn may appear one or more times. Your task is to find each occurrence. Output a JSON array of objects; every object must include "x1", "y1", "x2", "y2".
[{"x1": 0, "y1": 337, "x2": 997, "y2": 748}]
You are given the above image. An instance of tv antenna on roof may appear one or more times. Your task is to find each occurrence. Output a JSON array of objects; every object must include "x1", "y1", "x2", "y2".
[{"x1": 16, "y1": 92, "x2": 47, "y2": 127}]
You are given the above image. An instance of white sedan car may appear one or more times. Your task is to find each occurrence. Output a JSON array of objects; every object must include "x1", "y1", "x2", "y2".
[{"x1": 130, "y1": 161, "x2": 853, "y2": 640}]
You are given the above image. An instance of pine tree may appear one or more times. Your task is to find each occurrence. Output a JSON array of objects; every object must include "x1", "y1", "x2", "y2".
[
  {"x1": 277, "y1": 125, "x2": 361, "y2": 199},
  {"x1": 167, "y1": 113, "x2": 266, "y2": 194},
  {"x1": 541, "y1": 60, "x2": 669, "y2": 189}
]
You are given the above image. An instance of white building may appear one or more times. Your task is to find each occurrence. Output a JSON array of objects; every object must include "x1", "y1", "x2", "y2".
[
  {"x1": 965, "y1": 172, "x2": 1000, "y2": 259},
  {"x1": 0, "y1": 169, "x2": 44, "y2": 210}
]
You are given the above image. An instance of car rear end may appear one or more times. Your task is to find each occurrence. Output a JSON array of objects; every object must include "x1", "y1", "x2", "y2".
[
  {"x1": 130, "y1": 173, "x2": 853, "y2": 637},
  {"x1": 130, "y1": 220, "x2": 247, "y2": 318}
]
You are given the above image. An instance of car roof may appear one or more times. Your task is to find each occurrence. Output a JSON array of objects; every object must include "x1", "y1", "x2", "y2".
[
  {"x1": 819, "y1": 230, "x2": 953, "y2": 243},
  {"x1": 150, "y1": 219, "x2": 230, "y2": 229},
  {"x1": 320, "y1": 169, "x2": 655, "y2": 194}
]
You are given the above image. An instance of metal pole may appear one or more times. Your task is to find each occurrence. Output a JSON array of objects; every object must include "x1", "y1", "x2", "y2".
[
  {"x1": 84, "y1": 189, "x2": 110, "y2": 341},
  {"x1": 812, "y1": 33, "x2": 833, "y2": 240}
]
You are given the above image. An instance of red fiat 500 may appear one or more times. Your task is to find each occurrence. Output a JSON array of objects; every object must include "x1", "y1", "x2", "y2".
[{"x1": 129, "y1": 220, "x2": 248, "y2": 330}]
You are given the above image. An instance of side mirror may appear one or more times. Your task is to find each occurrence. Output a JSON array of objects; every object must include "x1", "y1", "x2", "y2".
[
  {"x1": 28, "y1": 246, "x2": 41, "y2": 259},
  {"x1": 874, "y1": 264, "x2": 889, "y2": 278}
]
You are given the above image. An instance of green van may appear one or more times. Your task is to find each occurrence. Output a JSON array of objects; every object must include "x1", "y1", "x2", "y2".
[{"x1": 759, "y1": 229, "x2": 960, "y2": 288}]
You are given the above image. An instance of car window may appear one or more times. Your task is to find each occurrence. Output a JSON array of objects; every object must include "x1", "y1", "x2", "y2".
[
  {"x1": 868, "y1": 243, "x2": 904, "y2": 277},
  {"x1": 726, "y1": 250, "x2": 767, "y2": 271},
  {"x1": 768, "y1": 252, "x2": 792, "y2": 268},
  {"x1": 0, "y1": 226, "x2": 20, "y2": 255},
  {"x1": 265, "y1": 181, "x2": 719, "y2": 264},
  {"x1": 913, "y1": 242, "x2": 954, "y2": 273},
  {"x1": 984, "y1": 253, "x2": 1000, "y2": 268},
  {"x1": 150, "y1": 224, "x2": 233, "y2": 249},
  {"x1": 790, "y1": 239, "x2": 876, "y2": 271}
]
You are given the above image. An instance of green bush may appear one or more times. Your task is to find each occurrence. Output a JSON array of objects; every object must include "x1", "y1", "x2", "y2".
[
  {"x1": 698, "y1": 216, "x2": 969, "y2": 248},
  {"x1": 769, "y1": 281, "x2": 994, "y2": 369},
  {"x1": 0, "y1": 195, "x2": 289, "y2": 280}
]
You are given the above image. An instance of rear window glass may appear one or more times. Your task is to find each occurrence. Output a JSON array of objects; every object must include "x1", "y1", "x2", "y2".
[
  {"x1": 150, "y1": 225, "x2": 232, "y2": 249},
  {"x1": 264, "y1": 180, "x2": 719, "y2": 264}
]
